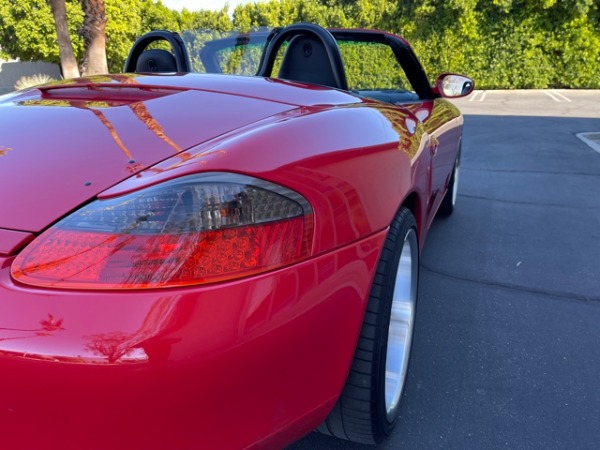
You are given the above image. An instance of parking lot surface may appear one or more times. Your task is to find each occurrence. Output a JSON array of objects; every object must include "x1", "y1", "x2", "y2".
[{"x1": 290, "y1": 90, "x2": 600, "y2": 449}]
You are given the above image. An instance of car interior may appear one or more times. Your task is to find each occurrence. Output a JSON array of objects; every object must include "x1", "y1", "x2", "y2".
[{"x1": 125, "y1": 23, "x2": 429, "y2": 104}]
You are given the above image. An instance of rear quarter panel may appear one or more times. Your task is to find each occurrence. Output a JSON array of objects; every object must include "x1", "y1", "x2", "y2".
[
  {"x1": 104, "y1": 101, "x2": 432, "y2": 254},
  {"x1": 0, "y1": 95, "x2": 463, "y2": 450}
]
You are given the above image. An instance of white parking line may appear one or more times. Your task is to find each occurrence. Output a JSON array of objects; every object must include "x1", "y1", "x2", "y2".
[
  {"x1": 469, "y1": 91, "x2": 481, "y2": 102},
  {"x1": 544, "y1": 91, "x2": 561, "y2": 102},
  {"x1": 551, "y1": 90, "x2": 572, "y2": 102},
  {"x1": 543, "y1": 90, "x2": 572, "y2": 102},
  {"x1": 469, "y1": 91, "x2": 487, "y2": 102}
]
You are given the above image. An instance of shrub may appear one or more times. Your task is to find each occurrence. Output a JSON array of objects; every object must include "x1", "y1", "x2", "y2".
[{"x1": 14, "y1": 73, "x2": 56, "y2": 90}]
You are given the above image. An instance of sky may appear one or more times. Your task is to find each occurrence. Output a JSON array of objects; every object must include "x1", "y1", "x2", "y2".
[{"x1": 161, "y1": 0, "x2": 258, "y2": 12}]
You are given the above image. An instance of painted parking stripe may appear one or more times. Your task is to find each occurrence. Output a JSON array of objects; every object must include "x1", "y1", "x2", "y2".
[
  {"x1": 544, "y1": 91, "x2": 561, "y2": 102},
  {"x1": 468, "y1": 90, "x2": 486, "y2": 102},
  {"x1": 552, "y1": 90, "x2": 572, "y2": 102},
  {"x1": 469, "y1": 91, "x2": 481, "y2": 102},
  {"x1": 577, "y1": 132, "x2": 600, "y2": 155}
]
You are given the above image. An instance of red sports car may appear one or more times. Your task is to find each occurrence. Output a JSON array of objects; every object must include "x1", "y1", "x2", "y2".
[{"x1": 0, "y1": 23, "x2": 472, "y2": 449}]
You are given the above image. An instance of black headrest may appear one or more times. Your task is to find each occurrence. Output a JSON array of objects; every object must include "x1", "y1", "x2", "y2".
[
  {"x1": 135, "y1": 49, "x2": 177, "y2": 73},
  {"x1": 278, "y1": 35, "x2": 342, "y2": 89}
]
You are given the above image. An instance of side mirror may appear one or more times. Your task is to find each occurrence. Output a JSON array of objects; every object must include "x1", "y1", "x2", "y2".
[{"x1": 435, "y1": 73, "x2": 474, "y2": 98}]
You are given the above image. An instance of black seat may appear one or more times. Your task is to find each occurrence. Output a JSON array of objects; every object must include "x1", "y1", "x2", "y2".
[
  {"x1": 256, "y1": 23, "x2": 348, "y2": 91},
  {"x1": 125, "y1": 30, "x2": 190, "y2": 73},
  {"x1": 278, "y1": 35, "x2": 341, "y2": 89},
  {"x1": 135, "y1": 49, "x2": 177, "y2": 73}
]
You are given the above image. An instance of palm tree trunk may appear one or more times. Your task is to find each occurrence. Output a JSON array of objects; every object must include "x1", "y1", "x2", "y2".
[
  {"x1": 81, "y1": 0, "x2": 108, "y2": 75},
  {"x1": 49, "y1": 0, "x2": 80, "y2": 79}
]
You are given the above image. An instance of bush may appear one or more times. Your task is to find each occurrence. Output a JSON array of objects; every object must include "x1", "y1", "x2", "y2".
[{"x1": 14, "y1": 73, "x2": 56, "y2": 90}]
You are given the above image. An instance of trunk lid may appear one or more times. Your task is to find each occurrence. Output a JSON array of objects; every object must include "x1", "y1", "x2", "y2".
[{"x1": 0, "y1": 82, "x2": 292, "y2": 233}]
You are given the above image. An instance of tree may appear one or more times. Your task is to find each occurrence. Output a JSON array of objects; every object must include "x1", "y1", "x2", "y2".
[
  {"x1": 49, "y1": 0, "x2": 80, "y2": 78},
  {"x1": 81, "y1": 0, "x2": 108, "y2": 75},
  {"x1": 0, "y1": 0, "x2": 111, "y2": 77},
  {"x1": 0, "y1": 0, "x2": 75, "y2": 63},
  {"x1": 1, "y1": 0, "x2": 598, "y2": 88}
]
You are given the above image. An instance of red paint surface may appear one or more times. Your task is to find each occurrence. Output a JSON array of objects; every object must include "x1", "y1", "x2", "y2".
[
  {"x1": 0, "y1": 81, "x2": 293, "y2": 232},
  {"x1": 0, "y1": 229, "x2": 34, "y2": 256},
  {"x1": 1, "y1": 231, "x2": 384, "y2": 450},
  {"x1": 0, "y1": 68, "x2": 463, "y2": 448}
]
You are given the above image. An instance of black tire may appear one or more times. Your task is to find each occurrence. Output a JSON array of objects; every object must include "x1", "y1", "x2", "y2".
[
  {"x1": 438, "y1": 145, "x2": 461, "y2": 217},
  {"x1": 318, "y1": 207, "x2": 419, "y2": 444}
]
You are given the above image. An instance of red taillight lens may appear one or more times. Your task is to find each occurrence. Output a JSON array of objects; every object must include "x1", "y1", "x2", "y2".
[{"x1": 11, "y1": 173, "x2": 313, "y2": 289}]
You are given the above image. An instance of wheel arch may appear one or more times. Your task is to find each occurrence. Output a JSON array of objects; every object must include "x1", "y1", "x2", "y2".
[{"x1": 400, "y1": 191, "x2": 423, "y2": 243}]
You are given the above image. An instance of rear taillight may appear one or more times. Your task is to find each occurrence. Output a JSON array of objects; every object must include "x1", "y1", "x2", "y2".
[{"x1": 11, "y1": 173, "x2": 313, "y2": 289}]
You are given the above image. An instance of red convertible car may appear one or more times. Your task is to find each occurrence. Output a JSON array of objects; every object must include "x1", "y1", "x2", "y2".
[{"x1": 0, "y1": 23, "x2": 472, "y2": 449}]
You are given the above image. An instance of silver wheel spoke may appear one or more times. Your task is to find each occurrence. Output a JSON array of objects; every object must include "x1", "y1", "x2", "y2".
[
  {"x1": 385, "y1": 228, "x2": 418, "y2": 419},
  {"x1": 451, "y1": 162, "x2": 460, "y2": 206}
]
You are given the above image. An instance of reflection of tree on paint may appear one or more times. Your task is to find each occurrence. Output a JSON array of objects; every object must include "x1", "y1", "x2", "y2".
[
  {"x1": 39, "y1": 313, "x2": 65, "y2": 332},
  {"x1": 83, "y1": 296, "x2": 189, "y2": 364},
  {"x1": 107, "y1": 75, "x2": 181, "y2": 154},
  {"x1": 0, "y1": 313, "x2": 65, "y2": 342},
  {"x1": 87, "y1": 106, "x2": 134, "y2": 160},
  {"x1": 0, "y1": 299, "x2": 188, "y2": 365},
  {"x1": 403, "y1": 100, "x2": 460, "y2": 136},
  {"x1": 422, "y1": 101, "x2": 460, "y2": 133},
  {"x1": 378, "y1": 108, "x2": 423, "y2": 159},
  {"x1": 83, "y1": 330, "x2": 143, "y2": 364},
  {"x1": 128, "y1": 102, "x2": 181, "y2": 153},
  {"x1": 18, "y1": 77, "x2": 182, "y2": 164}
]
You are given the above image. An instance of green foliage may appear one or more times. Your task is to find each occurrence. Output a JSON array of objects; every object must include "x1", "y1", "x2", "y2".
[
  {"x1": 339, "y1": 41, "x2": 411, "y2": 91},
  {"x1": 105, "y1": 0, "x2": 144, "y2": 72},
  {"x1": 0, "y1": 0, "x2": 597, "y2": 88},
  {"x1": 179, "y1": 7, "x2": 233, "y2": 32},
  {"x1": 140, "y1": 0, "x2": 180, "y2": 31},
  {"x1": 0, "y1": 0, "x2": 83, "y2": 64},
  {"x1": 381, "y1": 0, "x2": 600, "y2": 88},
  {"x1": 232, "y1": 0, "x2": 600, "y2": 88},
  {"x1": 231, "y1": 0, "x2": 352, "y2": 29}
]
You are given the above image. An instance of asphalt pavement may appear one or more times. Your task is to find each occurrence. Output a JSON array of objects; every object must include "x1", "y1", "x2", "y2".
[{"x1": 290, "y1": 90, "x2": 600, "y2": 449}]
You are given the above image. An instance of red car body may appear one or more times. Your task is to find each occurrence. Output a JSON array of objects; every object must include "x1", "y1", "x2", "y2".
[{"x1": 0, "y1": 25, "x2": 469, "y2": 450}]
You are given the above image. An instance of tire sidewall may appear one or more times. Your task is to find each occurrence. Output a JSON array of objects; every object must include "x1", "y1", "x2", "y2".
[{"x1": 373, "y1": 209, "x2": 419, "y2": 439}]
